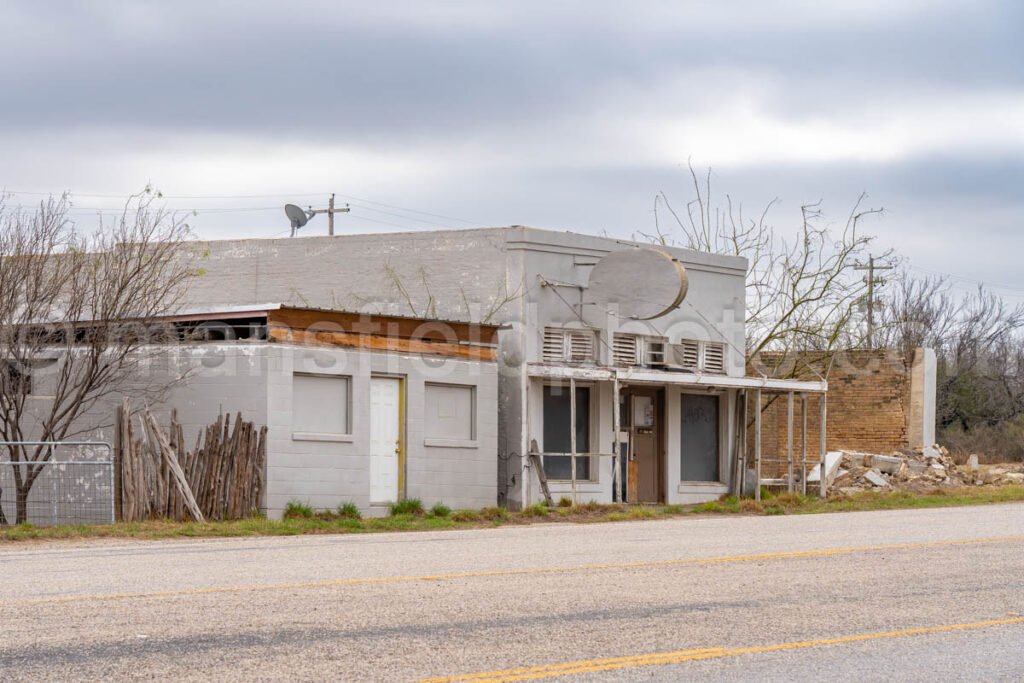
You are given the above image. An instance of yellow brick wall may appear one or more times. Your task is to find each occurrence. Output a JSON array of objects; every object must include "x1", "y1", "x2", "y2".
[{"x1": 749, "y1": 350, "x2": 911, "y2": 476}]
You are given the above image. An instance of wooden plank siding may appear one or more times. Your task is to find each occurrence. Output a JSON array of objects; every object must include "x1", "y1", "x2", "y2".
[{"x1": 267, "y1": 307, "x2": 499, "y2": 361}]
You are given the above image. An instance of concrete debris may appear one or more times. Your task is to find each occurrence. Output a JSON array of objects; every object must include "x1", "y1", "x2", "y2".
[
  {"x1": 862, "y1": 470, "x2": 890, "y2": 488},
  {"x1": 867, "y1": 454, "x2": 903, "y2": 475},
  {"x1": 828, "y1": 444, "x2": 1024, "y2": 495},
  {"x1": 806, "y1": 451, "x2": 844, "y2": 484}
]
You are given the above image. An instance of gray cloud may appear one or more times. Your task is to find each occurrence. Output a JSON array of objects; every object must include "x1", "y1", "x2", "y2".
[
  {"x1": 2, "y1": 1, "x2": 1021, "y2": 140},
  {"x1": 0, "y1": 0, "x2": 1021, "y2": 295}
]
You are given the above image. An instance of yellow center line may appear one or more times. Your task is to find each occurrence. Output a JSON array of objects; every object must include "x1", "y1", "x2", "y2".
[
  {"x1": 420, "y1": 617, "x2": 1024, "y2": 683},
  {"x1": 9, "y1": 535, "x2": 1023, "y2": 606}
]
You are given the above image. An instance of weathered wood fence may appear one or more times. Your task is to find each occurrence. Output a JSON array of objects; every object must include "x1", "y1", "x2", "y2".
[{"x1": 117, "y1": 400, "x2": 268, "y2": 522}]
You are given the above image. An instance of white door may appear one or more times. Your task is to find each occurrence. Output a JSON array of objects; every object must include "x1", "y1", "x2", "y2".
[{"x1": 370, "y1": 377, "x2": 402, "y2": 504}]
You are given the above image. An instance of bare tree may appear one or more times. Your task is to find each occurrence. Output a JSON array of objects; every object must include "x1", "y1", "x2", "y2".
[
  {"x1": 0, "y1": 191, "x2": 195, "y2": 524},
  {"x1": 876, "y1": 273, "x2": 1024, "y2": 434},
  {"x1": 644, "y1": 163, "x2": 888, "y2": 365}
]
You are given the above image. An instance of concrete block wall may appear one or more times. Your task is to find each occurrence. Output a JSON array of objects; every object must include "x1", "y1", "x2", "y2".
[
  {"x1": 264, "y1": 344, "x2": 498, "y2": 519},
  {"x1": 186, "y1": 229, "x2": 513, "y2": 322}
]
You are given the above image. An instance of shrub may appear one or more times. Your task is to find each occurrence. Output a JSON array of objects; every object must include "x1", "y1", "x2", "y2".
[
  {"x1": 557, "y1": 496, "x2": 574, "y2": 508},
  {"x1": 429, "y1": 502, "x2": 451, "y2": 518},
  {"x1": 283, "y1": 500, "x2": 314, "y2": 519},
  {"x1": 522, "y1": 503, "x2": 549, "y2": 518},
  {"x1": 579, "y1": 499, "x2": 602, "y2": 512},
  {"x1": 336, "y1": 502, "x2": 361, "y2": 520},
  {"x1": 389, "y1": 498, "x2": 425, "y2": 516},
  {"x1": 662, "y1": 504, "x2": 685, "y2": 515}
]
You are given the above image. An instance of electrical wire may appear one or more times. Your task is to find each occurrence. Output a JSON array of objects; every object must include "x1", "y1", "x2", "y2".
[{"x1": 2, "y1": 188, "x2": 481, "y2": 226}]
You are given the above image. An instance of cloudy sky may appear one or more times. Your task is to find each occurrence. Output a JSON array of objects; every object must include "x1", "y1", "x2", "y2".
[{"x1": 2, "y1": 1, "x2": 1022, "y2": 298}]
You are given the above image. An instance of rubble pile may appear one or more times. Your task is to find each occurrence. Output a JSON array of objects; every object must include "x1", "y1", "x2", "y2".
[{"x1": 826, "y1": 445, "x2": 1024, "y2": 496}]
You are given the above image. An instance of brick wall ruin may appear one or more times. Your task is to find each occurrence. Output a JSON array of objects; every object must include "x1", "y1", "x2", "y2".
[{"x1": 749, "y1": 349, "x2": 924, "y2": 475}]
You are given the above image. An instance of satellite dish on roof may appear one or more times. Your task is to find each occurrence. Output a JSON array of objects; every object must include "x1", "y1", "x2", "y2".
[
  {"x1": 587, "y1": 248, "x2": 688, "y2": 320},
  {"x1": 285, "y1": 204, "x2": 310, "y2": 231}
]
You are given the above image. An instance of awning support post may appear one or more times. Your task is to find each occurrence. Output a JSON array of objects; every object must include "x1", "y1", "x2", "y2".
[
  {"x1": 786, "y1": 391, "x2": 795, "y2": 494},
  {"x1": 819, "y1": 392, "x2": 828, "y2": 498},
  {"x1": 754, "y1": 388, "x2": 762, "y2": 501},
  {"x1": 800, "y1": 394, "x2": 808, "y2": 496},
  {"x1": 739, "y1": 390, "x2": 748, "y2": 496},
  {"x1": 612, "y1": 374, "x2": 621, "y2": 504},
  {"x1": 569, "y1": 377, "x2": 577, "y2": 505}
]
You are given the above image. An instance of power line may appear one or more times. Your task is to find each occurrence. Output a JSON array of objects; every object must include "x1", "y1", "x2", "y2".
[
  {"x1": 1, "y1": 189, "x2": 330, "y2": 200},
  {"x1": 2, "y1": 188, "x2": 483, "y2": 228},
  {"x1": 332, "y1": 192, "x2": 478, "y2": 226}
]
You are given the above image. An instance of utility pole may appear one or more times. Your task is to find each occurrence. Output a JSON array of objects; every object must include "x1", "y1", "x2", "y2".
[
  {"x1": 854, "y1": 254, "x2": 894, "y2": 348},
  {"x1": 307, "y1": 194, "x2": 349, "y2": 236}
]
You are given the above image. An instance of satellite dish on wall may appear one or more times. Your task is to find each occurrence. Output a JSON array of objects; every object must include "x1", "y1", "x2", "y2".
[
  {"x1": 284, "y1": 204, "x2": 309, "y2": 230},
  {"x1": 587, "y1": 248, "x2": 688, "y2": 320}
]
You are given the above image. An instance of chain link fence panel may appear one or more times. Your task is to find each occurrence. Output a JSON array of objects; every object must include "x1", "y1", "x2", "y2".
[{"x1": 0, "y1": 442, "x2": 114, "y2": 526}]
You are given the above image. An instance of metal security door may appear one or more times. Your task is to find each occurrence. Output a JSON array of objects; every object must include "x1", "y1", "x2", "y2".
[{"x1": 370, "y1": 377, "x2": 403, "y2": 504}]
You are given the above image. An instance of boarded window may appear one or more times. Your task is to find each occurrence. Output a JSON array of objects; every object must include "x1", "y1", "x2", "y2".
[
  {"x1": 292, "y1": 374, "x2": 350, "y2": 435},
  {"x1": 542, "y1": 385, "x2": 591, "y2": 480},
  {"x1": 680, "y1": 393, "x2": 719, "y2": 482},
  {"x1": 424, "y1": 383, "x2": 475, "y2": 440}
]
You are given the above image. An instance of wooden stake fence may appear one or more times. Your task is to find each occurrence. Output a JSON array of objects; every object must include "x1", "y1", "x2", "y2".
[{"x1": 118, "y1": 400, "x2": 268, "y2": 522}]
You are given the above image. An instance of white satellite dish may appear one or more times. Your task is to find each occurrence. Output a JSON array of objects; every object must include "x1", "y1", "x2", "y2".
[
  {"x1": 285, "y1": 204, "x2": 310, "y2": 231},
  {"x1": 586, "y1": 248, "x2": 688, "y2": 320}
]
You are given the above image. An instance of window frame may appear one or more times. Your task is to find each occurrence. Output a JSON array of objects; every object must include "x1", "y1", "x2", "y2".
[
  {"x1": 423, "y1": 382, "x2": 478, "y2": 448},
  {"x1": 678, "y1": 389, "x2": 726, "y2": 484},
  {"x1": 290, "y1": 372, "x2": 354, "y2": 443},
  {"x1": 541, "y1": 382, "x2": 597, "y2": 482}
]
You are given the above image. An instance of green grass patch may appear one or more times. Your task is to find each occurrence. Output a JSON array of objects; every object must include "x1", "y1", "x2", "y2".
[
  {"x1": 479, "y1": 506, "x2": 509, "y2": 522},
  {"x1": 521, "y1": 503, "x2": 549, "y2": 518},
  {"x1": 336, "y1": 502, "x2": 361, "y2": 520},
  {"x1": 388, "y1": 498, "x2": 425, "y2": 516},
  {"x1": 428, "y1": 502, "x2": 451, "y2": 518},
  {"x1": 3, "y1": 486, "x2": 1022, "y2": 542},
  {"x1": 450, "y1": 508, "x2": 480, "y2": 522},
  {"x1": 283, "y1": 500, "x2": 315, "y2": 519}
]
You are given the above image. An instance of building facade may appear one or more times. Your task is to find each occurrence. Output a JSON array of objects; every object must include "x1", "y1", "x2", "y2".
[{"x1": 181, "y1": 227, "x2": 826, "y2": 510}]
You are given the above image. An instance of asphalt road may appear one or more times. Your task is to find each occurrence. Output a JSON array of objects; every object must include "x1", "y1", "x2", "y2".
[{"x1": 1, "y1": 504, "x2": 1023, "y2": 682}]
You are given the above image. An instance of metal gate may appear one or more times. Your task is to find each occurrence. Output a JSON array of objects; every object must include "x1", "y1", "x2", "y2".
[{"x1": 0, "y1": 441, "x2": 114, "y2": 526}]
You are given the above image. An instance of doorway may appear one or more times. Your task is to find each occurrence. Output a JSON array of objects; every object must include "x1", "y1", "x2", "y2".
[
  {"x1": 369, "y1": 376, "x2": 404, "y2": 504},
  {"x1": 620, "y1": 387, "x2": 664, "y2": 503}
]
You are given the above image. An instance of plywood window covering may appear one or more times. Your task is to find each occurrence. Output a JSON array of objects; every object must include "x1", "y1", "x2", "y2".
[
  {"x1": 612, "y1": 333, "x2": 639, "y2": 366},
  {"x1": 292, "y1": 374, "x2": 351, "y2": 436},
  {"x1": 424, "y1": 383, "x2": 475, "y2": 440},
  {"x1": 702, "y1": 341, "x2": 727, "y2": 374}
]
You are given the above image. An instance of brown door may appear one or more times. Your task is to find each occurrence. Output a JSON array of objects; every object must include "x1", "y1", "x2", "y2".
[{"x1": 626, "y1": 388, "x2": 663, "y2": 503}]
